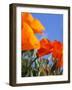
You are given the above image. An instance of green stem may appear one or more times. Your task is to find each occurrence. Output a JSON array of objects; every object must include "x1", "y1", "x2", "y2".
[
  {"x1": 30, "y1": 56, "x2": 38, "y2": 67},
  {"x1": 26, "y1": 57, "x2": 38, "y2": 76}
]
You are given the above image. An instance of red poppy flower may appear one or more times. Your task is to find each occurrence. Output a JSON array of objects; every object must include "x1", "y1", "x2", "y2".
[
  {"x1": 51, "y1": 40, "x2": 63, "y2": 68},
  {"x1": 37, "y1": 38, "x2": 52, "y2": 57}
]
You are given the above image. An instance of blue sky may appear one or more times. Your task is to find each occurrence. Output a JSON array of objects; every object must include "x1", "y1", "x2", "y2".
[{"x1": 32, "y1": 13, "x2": 63, "y2": 43}]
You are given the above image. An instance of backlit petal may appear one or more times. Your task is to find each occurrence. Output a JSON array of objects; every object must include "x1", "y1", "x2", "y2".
[
  {"x1": 30, "y1": 19, "x2": 45, "y2": 34},
  {"x1": 22, "y1": 22, "x2": 40, "y2": 50}
]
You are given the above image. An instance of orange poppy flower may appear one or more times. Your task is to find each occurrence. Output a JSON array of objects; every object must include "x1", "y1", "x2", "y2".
[
  {"x1": 21, "y1": 12, "x2": 45, "y2": 51},
  {"x1": 21, "y1": 12, "x2": 45, "y2": 34},
  {"x1": 30, "y1": 19, "x2": 45, "y2": 34},
  {"x1": 21, "y1": 12, "x2": 34, "y2": 30},
  {"x1": 21, "y1": 12, "x2": 34, "y2": 23},
  {"x1": 37, "y1": 38, "x2": 52, "y2": 57},
  {"x1": 22, "y1": 22, "x2": 40, "y2": 50},
  {"x1": 51, "y1": 40, "x2": 63, "y2": 68}
]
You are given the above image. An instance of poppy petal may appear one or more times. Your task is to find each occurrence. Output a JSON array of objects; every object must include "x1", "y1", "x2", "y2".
[
  {"x1": 22, "y1": 22, "x2": 40, "y2": 50},
  {"x1": 30, "y1": 19, "x2": 45, "y2": 34}
]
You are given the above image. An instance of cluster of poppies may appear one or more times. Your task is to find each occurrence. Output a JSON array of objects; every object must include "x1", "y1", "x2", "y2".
[{"x1": 21, "y1": 12, "x2": 63, "y2": 69}]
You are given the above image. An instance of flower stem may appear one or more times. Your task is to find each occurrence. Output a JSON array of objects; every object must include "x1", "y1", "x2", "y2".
[{"x1": 30, "y1": 56, "x2": 38, "y2": 67}]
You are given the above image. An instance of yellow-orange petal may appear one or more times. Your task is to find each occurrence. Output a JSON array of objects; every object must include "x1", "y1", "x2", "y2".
[
  {"x1": 30, "y1": 19, "x2": 45, "y2": 34},
  {"x1": 22, "y1": 22, "x2": 40, "y2": 50},
  {"x1": 21, "y1": 12, "x2": 34, "y2": 23}
]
